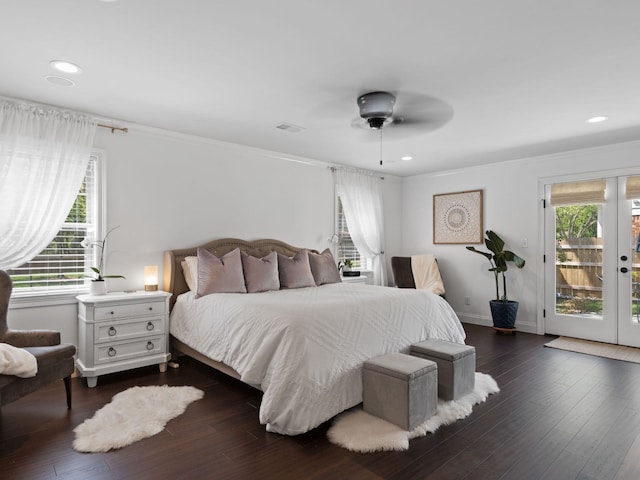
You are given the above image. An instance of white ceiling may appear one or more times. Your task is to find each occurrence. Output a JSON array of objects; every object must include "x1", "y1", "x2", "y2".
[{"x1": 2, "y1": 0, "x2": 640, "y2": 176}]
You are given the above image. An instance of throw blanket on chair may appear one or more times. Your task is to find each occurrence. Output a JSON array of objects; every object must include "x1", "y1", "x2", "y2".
[
  {"x1": 411, "y1": 255, "x2": 445, "y2": 296},
  {"x1": 0, "y1": 343, "x2": 38, "y2": 377}
]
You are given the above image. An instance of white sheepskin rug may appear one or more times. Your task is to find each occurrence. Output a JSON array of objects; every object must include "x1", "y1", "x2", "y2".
[
  {"x1": 73, "y1": 385, "x2": 204, "y2": 453},
  {"x1": 327, "y1": 372, "x2": 499, "y2": 452}
]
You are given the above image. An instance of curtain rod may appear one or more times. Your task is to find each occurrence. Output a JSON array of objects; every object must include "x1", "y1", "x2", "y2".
[
  {"x1": 98, "y1": 123, "x2": 128, "y2": 134},
  {"x1": 330, "y1": 166, "x2": 384, "y2": 180}
]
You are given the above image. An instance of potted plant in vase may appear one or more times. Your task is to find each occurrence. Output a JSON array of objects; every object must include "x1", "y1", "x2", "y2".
[
  {"x1": 84, "y1": 227, "x2": 125, "y2": 295},
  {"x1": 466, "y1": 230, "x2": 525, "y2": 330}
]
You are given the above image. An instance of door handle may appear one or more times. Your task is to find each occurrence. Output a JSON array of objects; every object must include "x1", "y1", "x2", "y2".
[
  {"x1": 621, "y1": 267, "x2": 629, "y2": 273},
  {"x1": 621, "y1": 255, "x2": 628, "y2": 261}
]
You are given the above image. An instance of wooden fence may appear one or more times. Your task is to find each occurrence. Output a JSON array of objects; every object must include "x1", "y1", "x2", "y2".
[{"x1": 556, "y1": 238, "x2": 603, "y2": 299}]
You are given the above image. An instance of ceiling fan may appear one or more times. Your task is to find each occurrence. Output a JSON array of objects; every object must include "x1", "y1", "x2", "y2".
[
  {"x1": 356, "y1": 91, "x2": 398, "y2": 129},
  {"x1": 351, "y1": 90, "x2": 454, "y2": 165}
]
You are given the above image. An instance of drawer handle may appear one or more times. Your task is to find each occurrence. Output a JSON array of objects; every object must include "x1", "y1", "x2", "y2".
[
  {"x1": 109, "y1": 311, "x2": 115, "y2": 315},
  {"x1": 148, "y1": 307, "x2": 153, "y2": 311},
  {"x1": 146, "y1": 341, "x2": 154, "y2": 351},
  {"x1": 108, "y1": 347, "x2": 117, "y2": 357},
  {"x1": 108, "y1": 326, "x2": 117, "y2": 336},
  {"x1": 146, "y1": 322, "x2": 154, "y2": 331}
]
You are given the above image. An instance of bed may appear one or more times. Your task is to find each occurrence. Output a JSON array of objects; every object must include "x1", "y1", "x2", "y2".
[{"x1": 164, "y1": 238, "x2": 466, "y2": 435}]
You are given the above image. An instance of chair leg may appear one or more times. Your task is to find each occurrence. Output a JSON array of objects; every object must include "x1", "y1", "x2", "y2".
[{"x1": 63, "y1": 376, "x2": 72, "y2": 409}]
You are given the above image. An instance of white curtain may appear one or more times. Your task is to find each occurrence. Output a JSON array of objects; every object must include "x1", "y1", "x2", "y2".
[
  {"x1": 0, "y1": 101, "x2": 97, "y2": 269},
  {"x1": 333, "y1": 167, "x2": 387, "y2": 286}
]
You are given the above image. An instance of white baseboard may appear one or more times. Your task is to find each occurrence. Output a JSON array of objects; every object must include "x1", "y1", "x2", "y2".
[{"x1": 456, "y1": 312, "x2": 538, "y2": 334}]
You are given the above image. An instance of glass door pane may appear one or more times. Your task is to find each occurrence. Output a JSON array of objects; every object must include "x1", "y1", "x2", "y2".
[
  {"x1": 545, "y1": 178, "x2": 617, "y2": 344},
  {"x1": 632, "y1": 198, "x2": 640, "y2": 324},
  {"x1": 618, "y1": 176, "x2": 640, "y2": 348},
  {"x1": 554, "y1": 204, "x2": 603, "y2": 318}
]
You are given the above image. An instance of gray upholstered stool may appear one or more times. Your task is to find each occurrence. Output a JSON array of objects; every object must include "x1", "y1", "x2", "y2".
[
  {"x1": 362, "y1": 353, "x2": 438, "y2": 430},
  {"x1": 410, "y1": 339, "x2": 475, "y2": 401}
]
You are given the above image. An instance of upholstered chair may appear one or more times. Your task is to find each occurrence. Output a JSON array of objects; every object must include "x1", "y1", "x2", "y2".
[
  {"x1": 391, "y1": 256, "x2": 446, "y2": 299},
  {"x1": 391, "y1": 257, "x2": 417, "y2": 288},
  {"x1": 0, "y1": 270, "x2": 76, "y2": 408}
]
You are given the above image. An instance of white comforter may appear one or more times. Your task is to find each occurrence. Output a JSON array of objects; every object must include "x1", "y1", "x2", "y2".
[{"x1": 170, "y1": 283, "x2": 466, "y2": 435}]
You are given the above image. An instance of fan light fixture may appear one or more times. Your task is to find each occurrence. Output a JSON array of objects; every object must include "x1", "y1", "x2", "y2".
[
  {"x1": 357, "y1": 91, "x2": 396, "y2": 129},
  {"x1": 357, "y1": 91, "x2": 398, "y2": 166}
]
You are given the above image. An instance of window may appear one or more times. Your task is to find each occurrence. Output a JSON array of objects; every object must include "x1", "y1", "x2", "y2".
[
  {"x1": 6, "y1": 154, "x2": 103, "y2": 295},
  {"x1": 336, "y1": 196, "x2": 371, "y2": 271}
]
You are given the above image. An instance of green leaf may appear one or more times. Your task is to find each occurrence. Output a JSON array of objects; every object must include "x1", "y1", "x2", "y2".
[
  {"x1": 466, "y1": 246, "x2": 492, "y2": 260},
  {"x1": 485, "y1": 230, "x2": 504, "y2": 254}
]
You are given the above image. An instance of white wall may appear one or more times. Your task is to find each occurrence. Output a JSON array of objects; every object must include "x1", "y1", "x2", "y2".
[
  {"x1": 8, "y1": 125, "x2": 403, "y2": 345},
  {"x1": 401, "y1": 140, "x2": 640, "y2": 333},
  {"x1": 11, "y1": 120, "x2": 638, "y2": 344}
]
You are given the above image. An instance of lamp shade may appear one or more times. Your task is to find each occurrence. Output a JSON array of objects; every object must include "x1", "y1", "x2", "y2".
[{"x1": 144, "y1": 265, "x2": 158, "y2": 291}]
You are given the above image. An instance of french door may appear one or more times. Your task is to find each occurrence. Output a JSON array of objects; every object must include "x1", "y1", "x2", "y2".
[{"x1": 544, "y1": 175, "x2": 640, "y2": 347}]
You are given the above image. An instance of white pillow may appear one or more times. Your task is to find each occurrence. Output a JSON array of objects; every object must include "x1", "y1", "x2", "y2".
[
  {"x1": 181, "y1": 256, "x2": 198, "y2": 291},
  {"x1": 0, "y1": 343, "x2": 38, "y2": 378}
]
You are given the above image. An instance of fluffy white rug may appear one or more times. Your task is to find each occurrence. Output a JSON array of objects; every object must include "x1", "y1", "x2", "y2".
[
  {"x1": 327, "y1": 372, "x2": 499, "y2": 452},
  {"x1": 73, "y1": 385, "x2": 204, "y2": 453}
]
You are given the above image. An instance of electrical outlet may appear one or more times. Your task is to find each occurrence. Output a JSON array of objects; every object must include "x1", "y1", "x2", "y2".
[{"x1": 465, "y1": 296, "x2": 471, "y2": 305}]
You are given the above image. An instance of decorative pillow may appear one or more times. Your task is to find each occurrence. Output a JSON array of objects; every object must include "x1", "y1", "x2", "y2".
[
  {"x1": 308, "y1": 248, "x2": 342, "y2": 285},
  {"x1": 181, "y1": 256, "x2": 198, "y2": 291},
  {"x1": 241, "y1": 251, "x2": 280, "y2": 293},
  {"x1": 196, "y1": 248, "x2": 247, "y2": 298},
  {"x1": 277, "y1": 249, "x2": 316, "y2": 289}
]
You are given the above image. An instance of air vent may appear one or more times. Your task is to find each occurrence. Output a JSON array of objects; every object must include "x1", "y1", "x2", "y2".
[{"x1": 276, "y1": 123, "x2": 305, "y2": 133}]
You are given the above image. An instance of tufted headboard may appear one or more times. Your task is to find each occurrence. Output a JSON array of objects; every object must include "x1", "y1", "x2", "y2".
[{"x1": 163, "y1": 238, "x2": 312, "y2": 310}]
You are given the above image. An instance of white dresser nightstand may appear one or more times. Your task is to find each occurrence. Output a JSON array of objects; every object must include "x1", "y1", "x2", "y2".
[
  {"x1": 76, "y1": 290, "x2": 172, "y2": 387},
  {"x1": 341, "y1": 274, "x2": 368, "y2": 285}
]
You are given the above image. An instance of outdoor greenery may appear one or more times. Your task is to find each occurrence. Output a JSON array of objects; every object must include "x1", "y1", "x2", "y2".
[
  {"x1": 556, "y1": 297, "x2": 602, "y2": 315},
  {"x1": 555, "y1": 205, "x2": 598, "y2": 242},
  {"x1": 556, "y1": 296, "x2": 640, "y2": 316}
]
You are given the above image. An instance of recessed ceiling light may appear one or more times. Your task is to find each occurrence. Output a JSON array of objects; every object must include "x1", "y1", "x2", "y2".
[
  {"x1": 587, "y1": 116, "x2": 608, "y2": 123},
  {"x1": 401, "y1": 156, "x2": 413, "y2": 161},
  {"x1": 45, "y1": 75, "x2": 75, "y2": 87},
  {"x1": 49, "y1": 60, "x2": 82, "y2": 74}
]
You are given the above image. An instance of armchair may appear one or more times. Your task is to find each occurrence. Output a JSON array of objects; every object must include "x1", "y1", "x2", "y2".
[
  {"x1": 0, "y1": 270, "x2": 76, "y2": 408},
  {"x1": 391, "y1": 255, "x2": 446, "y2": 298}
]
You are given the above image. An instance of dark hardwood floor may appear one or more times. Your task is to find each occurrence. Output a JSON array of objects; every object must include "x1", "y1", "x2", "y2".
[{"x1": 2, "y1": 324, "x2": 640, "y2": 479}]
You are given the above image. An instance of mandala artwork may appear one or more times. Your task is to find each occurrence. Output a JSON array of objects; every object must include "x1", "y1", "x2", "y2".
[{"x1": 433, "y1": 190, "x2": 483, "y2": 244}]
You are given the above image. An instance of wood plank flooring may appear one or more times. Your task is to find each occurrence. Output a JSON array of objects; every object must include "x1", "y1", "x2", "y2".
[{"x1": 2, "y1": 324, "x2": 640, "y2": 479}]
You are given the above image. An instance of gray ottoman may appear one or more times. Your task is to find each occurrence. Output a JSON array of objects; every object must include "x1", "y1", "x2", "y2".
[
  {"x1": 410, "y1": 339, "x2": 475, "y2": 401},
  {"x1": 362, "y1": 353, "x2": 437, "y2": 430}
]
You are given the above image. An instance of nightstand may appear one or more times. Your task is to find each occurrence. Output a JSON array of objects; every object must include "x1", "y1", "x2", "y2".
[
  {"x1": 341, "y1": 275, "x2": 368, "y2": 284},
  {"x1": 76, "y1": 290, "x2": 172, "y2": 387}
]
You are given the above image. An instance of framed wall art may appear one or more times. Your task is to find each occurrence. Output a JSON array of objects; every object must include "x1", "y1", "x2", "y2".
[{"x1": 433, "y1": 189, "x2": 483, "y2": 244}]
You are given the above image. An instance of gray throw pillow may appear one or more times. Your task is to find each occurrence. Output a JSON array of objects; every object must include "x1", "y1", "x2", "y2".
[
  {"x1": 308, "y1": 248, "x2": 342, "y2": 285},
  {"x1": 277, "y1": 249, "x2": 316, "y2": 289},
  {"x1": 241, "y1": 250, "x2": 280, "y2": 293},
  {"x1": 196, "y1": 247, "x2": 247, "y2": 298}
]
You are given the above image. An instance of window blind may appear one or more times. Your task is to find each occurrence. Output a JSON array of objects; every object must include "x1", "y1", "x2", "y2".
[
  {"x1": 549, "y1": 179, "x2": 606, "y2": 206},
  {"x1": 7, "y1": 156, "x2": 99, "y2": 293},
  {"x1": 337, "y1": 197, "x2": 361, "y2": 267},
  {"x1": 626, "y1": 176, "x2": 640, "y2": 200}
]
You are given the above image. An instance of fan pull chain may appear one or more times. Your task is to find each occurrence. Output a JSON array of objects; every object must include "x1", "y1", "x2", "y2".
[{"x1": 379, "y1": 128, "x2": 383, "y2": 166}]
